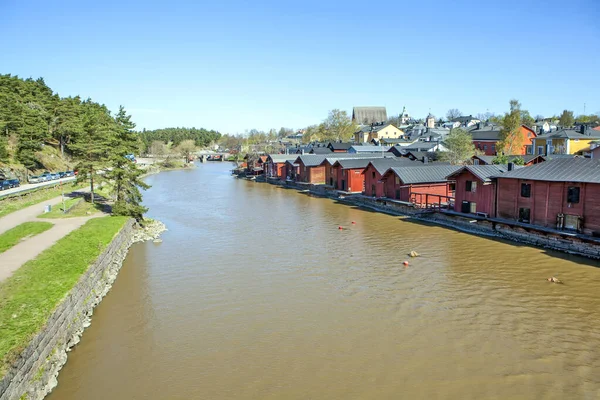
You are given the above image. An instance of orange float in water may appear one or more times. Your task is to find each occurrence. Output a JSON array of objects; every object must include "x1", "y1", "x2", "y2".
[
  {"x1": 403, "y1": 261, "x2": 409, "y2": 266},
  {"x1": 338, "y1": 226, "x2": 343, "y2": 230},
  {"x1": 351, "y1": 221, "x2": 356, "y2": 224}
]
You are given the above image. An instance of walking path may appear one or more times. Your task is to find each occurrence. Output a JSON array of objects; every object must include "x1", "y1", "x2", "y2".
[{"x1": 0, "y1": 196, "x2": 104, "y2": 283}]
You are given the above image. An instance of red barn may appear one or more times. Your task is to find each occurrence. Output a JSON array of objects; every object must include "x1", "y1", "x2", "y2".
[
  {"x1": 362, "y1": 158, "x2": 424, "y2": 197},
  {"x1": 495, "y1": 158, "x2": 600, "y2": 235},
  {"x1": 380, "y1": 165, "x2": 461, "y2": 205},
  {"x1": 446, "y1": 165, "x2": 508, "y2": 216},
  {"x1": 265, "y1": 155, "x2": 299, "y2": 179},
  {"x1": 327, "y1": 142, "x2": 353, "y2": 153},
  {"x1": 329, "y1": 158, "x2": 378, "y2": 192}
]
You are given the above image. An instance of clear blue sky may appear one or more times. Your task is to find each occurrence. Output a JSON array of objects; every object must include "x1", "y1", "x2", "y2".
[{"x1": 1, "y1": 0, "x2": 599, "y2": 134}]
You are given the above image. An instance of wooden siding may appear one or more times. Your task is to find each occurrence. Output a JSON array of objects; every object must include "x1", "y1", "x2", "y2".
[
  {"x1": 381, "y1": 173, "x2": 451, "y2": 203},
  {"x1": 452, "y1": 170, "x2": 496, "y2": 215},
  {"x1": 496, "y1": 178, "x2": 600, "y2": 235},
  {"x1": 363, "y1": 164, "x2": 384, "y2": 197}
]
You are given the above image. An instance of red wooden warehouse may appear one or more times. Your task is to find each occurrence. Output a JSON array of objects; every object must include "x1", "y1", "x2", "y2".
[
  {"x1": 446, "y1": 165, "x2": 508, "y2": 216},
  {"x1": 362, "y1": 158, "x2": 423, "y2": 197},
  {"x1": 495, "y1": 158, "x2": 600, "y2": 235}
]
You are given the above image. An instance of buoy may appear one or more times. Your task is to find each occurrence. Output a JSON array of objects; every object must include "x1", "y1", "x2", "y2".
[
  {"x1": 338, "y1": 226, "x2": 343, "y2": 230},
  {"x1": 403, "y1": 261, "x2": 409, "y2": 266},
  {"x1": 351, "y1": 221, "x2": 356, "y2": 225}
]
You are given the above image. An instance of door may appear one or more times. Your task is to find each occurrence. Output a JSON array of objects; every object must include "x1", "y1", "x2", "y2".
[
  {"x1": 372, "y1": 184, "x2": 376, "y2": 197},
  {"x1": 461, "y1": 201, "x2": 470, "y2": 213},
  {"x1": 564, "y1": 214, "x2": 579, "y2": 231}
]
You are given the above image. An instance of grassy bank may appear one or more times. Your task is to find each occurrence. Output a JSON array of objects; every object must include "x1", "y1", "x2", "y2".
[
  {"x1": 0, "y1": 222, "x2": 54, "y2": 254},
  {"x1": 39, "y1": 198, "x2": 103, "y2": 219},
  {"x1": 0, "y1": 216, "x2": 128, "y2": 377},
  {"x1": 0, "y1": 183, "x2": 86, "y2": 218}
]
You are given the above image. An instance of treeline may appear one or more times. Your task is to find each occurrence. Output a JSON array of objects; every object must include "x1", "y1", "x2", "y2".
[
  {"x1": 0, "y1": 74, "x2": 147, "y2": 219},
  {"x1": 139, "y1": 127, "x2": 221, "y2": 152}
]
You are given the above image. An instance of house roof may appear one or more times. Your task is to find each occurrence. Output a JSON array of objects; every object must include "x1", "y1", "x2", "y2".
[
  {"x1": 349, "y1": 145, "x2": 391, "y2": 153},
  {"x1": 535, "y1": 128, "x2": 600, "y2": 140},
  {"x1": 447, "y1": 165, "x2": 508, "y2": 183},
  {"x1": 473, "y1": 154, "x2": 543, "y2": 165},
  {"x1": 402, "y1": 142, "x2": 440, "y2": 152},
  {"x1": 469, "y1": 127, "x2": 502, "y2": 141},
  {"x1": 327, "y1": 142, "x2": 354, "y2": 151},
  {"x1": 334, "y1": 158, "x2": 384, "y2": 169},
  {"x1": 295, "y1": 153, "x2": 390, "y2": 167},
  {"x1": 495, "y1": 158, "x2": 600, "y2": 183},
  {"x1": 352, "y1": 107, "x2": 387, "y2": 124},
  {"x1": 384, "y1": 165, "x2": 462, "y2": 184},
  {"x1": 451, "y1": 115, "x2": 477, "y2": 123},
  {"x1": 267, "y1": 154, "x2": 301, "y2": 163},
  {"x1": 364, "y1": 158, "x2": 425, "y2": 175},
  {"x1": 310, "y1": 147, "x2": 333, "y2": 154}
]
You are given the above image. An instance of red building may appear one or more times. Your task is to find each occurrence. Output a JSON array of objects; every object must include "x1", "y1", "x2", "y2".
[
  {"x1": 362, "y1": 158, "x2": 423, "y2": 197},
  {"x1": 470, "y1": 124, "x2": 537, "y2": 156},
  {"x1": 265, "y1": 155, "x2": 299, "y2": 179},
  {"x1": 327, "y1": 142, "x2": 353, "y2": 153},
  {"x1": 446, "y1": 165, "x2": 508, "y2": 216},
  {"x1": 495, "y1": 158, "x2": 600, "y2": 235},
  {"x1": 329, "y1": 159, "x2": 376, "y2": 192},
  {"x1": 293, "y1": 155, "x2": 333, "y2": 184},
  {"x1": 380, "y1": 165, "x2": 461, "y2": 205}
]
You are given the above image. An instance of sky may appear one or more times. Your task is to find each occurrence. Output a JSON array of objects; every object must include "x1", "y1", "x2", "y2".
[{"x1": 1, "y1": 0, "x2": 599, "y2": 134}]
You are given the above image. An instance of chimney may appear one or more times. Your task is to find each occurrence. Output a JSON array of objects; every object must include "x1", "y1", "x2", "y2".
[
  {"x1": 477, "y1": 122, "x2": 482, "y2": 130},
  {"x1": 508, "y1": 162, "x2": 514, "y2": 171},
  {"x1": 423, "y1": 156, "x2": 429, "y2": 164},
  {"x1": 301, "y1": 149, "x2": 305, "y2": 155}
]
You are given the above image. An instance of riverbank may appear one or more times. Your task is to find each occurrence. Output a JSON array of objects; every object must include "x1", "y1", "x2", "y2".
[
  {"x1": 258, "y1": 177, "x2": 600, "y2": 260},
  {"x1": 0, "y1": 217, "x2": 166, "y2": 400}
]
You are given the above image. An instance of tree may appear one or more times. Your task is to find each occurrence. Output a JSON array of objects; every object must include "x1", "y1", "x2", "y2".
[
  {"x1": 0, "y1": 137, "x2": 8, "y2": 162},
  {"x1": 498, "y1": 99, "x2": 524, "y2": 155},
  {"x1": 446, "y1": 109, "x2": 462, "y2": 120},
  {"x1": 70, "y1": 102, "x2": 114, "y2": 204},
  {"x1": 440, "y1": 128, "x2": 476, "y2": 165},
  {"x1": 175, "y1": 139, "x2": 196, "y2": 163},
  {"x1": 520, "y1": 110, "x2": 535, "y2": 127},
  {"x1": 559, "y1": 110, "x2": 575, "y2": 127},
  {"x1": 323, "y1": 109, "x2": 356, "y2": 142},
  {"x1": 476, "y1": 112, "x2": 495, "y2": 123},
  {"x1": 106, "y1": 106, "x2": 150, "y2": 220},
  {"x1": 149, "y1": 140, "x2": 168, "y2": 157}
]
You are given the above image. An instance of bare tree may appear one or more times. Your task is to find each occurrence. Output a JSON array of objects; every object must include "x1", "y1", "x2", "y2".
[
  {"x1": 446, "y1": 109, "x2": 462, "y2": 121},
  {"x1": 149, "y1": 140, "x2": 168, "y2": 157},
  {"x1": 175, "y1": 139, "x2": 196, "y2": 163},
  {"x1": 476, "y1": 112, "x2": 495, "y2": 122}
]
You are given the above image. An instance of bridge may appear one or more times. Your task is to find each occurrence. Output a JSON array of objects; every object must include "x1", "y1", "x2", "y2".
[{"x1": 196, "y1": 152, "x2": 230, "y2": 162}]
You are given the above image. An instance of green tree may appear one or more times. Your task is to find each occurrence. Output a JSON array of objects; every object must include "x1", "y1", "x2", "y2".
[
  {"x1": 499, "y1": 99, "x2": 524, "y2": 155},
  {"x1": 440, "y1": 128, "x2": 476, "y2": 165},
  {"x1": 106, "y1": 106, "x2": 150, "y2": 220},
  {"x1": 0, "y1": 137, "x2": 8, "y2": 162},
  {"x1": 323, "y1": 109, "x2": 356, "y2": 142},
  {"x1": 175, "y1": 139, "x2": 196, "y2": 163},
  {"x1": 559, "y1": 110, "x2": 575, "y2": 127},
  {"x1": 70, "y1": 102, "x2": 114, "y2": 204}
]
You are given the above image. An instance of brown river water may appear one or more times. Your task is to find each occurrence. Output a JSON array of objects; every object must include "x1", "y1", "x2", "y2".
[{"x1": 48, "y1": 162, "x2": 600, "y2": 400}]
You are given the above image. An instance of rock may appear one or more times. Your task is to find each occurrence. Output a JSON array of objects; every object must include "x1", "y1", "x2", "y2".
[
  {"x1": 153, "y1": 239, "x2": 162, "y2": 243},
  {"x1": 409, "y1": 251, "x2": 420, "y2": 257}
]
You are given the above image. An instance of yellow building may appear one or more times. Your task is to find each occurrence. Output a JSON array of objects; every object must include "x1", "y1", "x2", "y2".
[
  {"x1": 354, "y1": 123, "x2": 404, "y2": 144},
  {"x1": 532, "y1": 127, "x2": 600, "y2": 156}
]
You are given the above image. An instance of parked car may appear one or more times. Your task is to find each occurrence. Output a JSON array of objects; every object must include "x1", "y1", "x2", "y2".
[
  {"x1": 0, "y1": 180, "x2": 11, "y2": 191},
  {"x1": 40, "y1": 173, "x2": 52, "y2": 182},
  {"x1": 51, "y1": 173, "x2": 59, "y2": 180},
  {"x1": 29, "y1": 175, "x2": 41, "y2": 184},
  {"x1": 58, "y1": 172, "x2": 66, "y2": 178},
  {"x1": 65, "y1": 170, "x2": 75, "y2": 177},
  {"x1": 8, "y1": 179, "x2": 20, "y2": 188}
]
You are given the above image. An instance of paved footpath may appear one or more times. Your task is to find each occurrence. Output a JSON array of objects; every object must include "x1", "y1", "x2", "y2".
[{"x1": 0, "y1": 196, "x2": 103, "y2": 283}]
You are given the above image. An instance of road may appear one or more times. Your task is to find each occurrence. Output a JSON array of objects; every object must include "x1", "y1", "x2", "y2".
[{"x1": 0, "y1": 176, "x2": 76, "y2": 199}]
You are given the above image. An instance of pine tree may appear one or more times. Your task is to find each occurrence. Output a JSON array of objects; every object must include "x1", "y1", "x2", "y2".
[
  {"x1": 70, "y1": 102, "x2": 114, "y2": 204},
  {"x1": 107, "y1": 106, "x2": 150, "y2": 220}
]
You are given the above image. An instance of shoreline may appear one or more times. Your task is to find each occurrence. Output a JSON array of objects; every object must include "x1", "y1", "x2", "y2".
[{"x1": 254, "y1": 177, "x2": 600, "y2": 261}]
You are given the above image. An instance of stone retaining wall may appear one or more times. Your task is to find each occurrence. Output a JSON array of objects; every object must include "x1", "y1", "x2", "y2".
[{"x1": 0, "y1": 219, "x2": 136, "y2": 400}]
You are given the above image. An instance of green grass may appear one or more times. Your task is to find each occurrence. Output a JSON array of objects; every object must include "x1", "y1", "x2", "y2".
[
  {"x1": 36, "y1": 197, "x2": 81, "y2": 218},
  {"x1": 0, "y1": 183, "x2": 86, "y2": 218},
  {"x1": 0, "y1": 222, "x2": 54, "y2": 254},
  {"x1": 0, "y1": 216, "x2": 128, "y2": 378}
]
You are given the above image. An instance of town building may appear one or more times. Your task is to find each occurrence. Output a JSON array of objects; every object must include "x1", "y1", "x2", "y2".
[
  {"x1": 469, "y1": 123, "x2": 536, "y2": 155},
  {"x1": 380, "y1": 165, "x2": 461, "y2": 205},
  {"x1": 362, "y1": 158, "x2": 423, "y2": 197},
  {"x1": 472, "y1": 154, "x2": 544, "y2": 166},
  {"x1": 327, "y1": 142, "x2": 354, "y2": 153},
  {"x1": 354, "y1": 122, "x2": 404, "y2": 144},
  {"x1": 532, "y1": 126, "x2": 600, "y2": 156},
  {"x1": 495, "y1": 158, "x2": 600, "y2": 235},
  {"x1": 265, "y1": 154, "x2": 300, "y2": 179},
  {"x1": 446, "y1": 165, "x2": 508, "y2": 216},
  {"x1": 352, "y1": 107, "x2": 387, "y2": 125}
]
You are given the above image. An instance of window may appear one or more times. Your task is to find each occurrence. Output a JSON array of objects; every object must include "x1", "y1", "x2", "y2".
[
  {"x1": 567, "y1": 186, "x2": 580, "y2": 203},
  {"x1": 484, "y1": 145, "x2": 488, "y2": 151},
  {"x1": 470, "y1": 202, "x2": 477, "y2": 213},
  {"x1": 491, "y1": 144, "x2": 496, "y2": 152},
  {"x1": 395, "y1": 176, "x2": 400, "y2": 185},
  {"x1": 473, "y1": 159, "x2": 480, "y2": 165},
  {"x1": 519, "y1": 207, "x2": 531, "y2": 223},
  {"x1": 372, "y1": 172, "x2": 376, "y2": 179},
  {"x1": 521, "y1": 183, "x2": 531, "y2": 198},
  {"x1": 465, "y1": 180, "x2": 477, "y2": 192},
  {"x1": 537, "y1": 146, "x2": 544, "y2": 155},
  {"x1": 526, "y1": 145, "x2": 533, "y2": 155}
]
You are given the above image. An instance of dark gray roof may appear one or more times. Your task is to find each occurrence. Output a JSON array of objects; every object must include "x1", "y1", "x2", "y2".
[
  {"x1": 535, "y1": 128, "x2": 600, "y2": 140},
  {"x1": 327, "y1": 142, "x2": 354, "y2": 151},
  {"x1": 334, "y1": 158, "x2": 384, "y2": 169},
  {"x1": 403, "y1": 142, "x2": 440, "y2": 151},
  {"x1": 473, "y1": 154, "x2": 543, "y2": 165},
  {"x1": 469, "y1": 127, "x2": 501, "y2": 141},
  {"x1": 384, "y1": 165, "x2": 462, "y2": 184},
  {"x1": 451, "y1": 115, "x2": 476, "y2": 123},
  {"x1": 495, "y1": 158, "x2": 600, "y2": 183},
  {"x1": 447, "y1": 165, "x2": 508, "y2": 183},
  {"x1": 267, "y1": 154, "x2": 300, "y2": 163},
  {"x1": 352, "y1": 107, "x2": 387, "y2": 124},
  {"x1": 310, "y1": 147, "x2": 333, "y2": 154},
  {"x1": 349, "y1": 146, "x2": 391, "y2": 153},
  {"x1": 365, "y1": 158, "x2": 425, "y2": 175},
  {"x1": 295, "y1": 153, "x2": 390, "y2": 167}
]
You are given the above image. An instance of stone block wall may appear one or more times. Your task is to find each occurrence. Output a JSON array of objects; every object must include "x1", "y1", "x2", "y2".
[{"x1": 0, "y1": 219, "x2": 136, "y2": 400}]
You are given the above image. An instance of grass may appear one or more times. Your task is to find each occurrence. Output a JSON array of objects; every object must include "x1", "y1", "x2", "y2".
[
  {"x1": 36, "y1": 197, "x2": 81, "y2": 218},
  {"x1": 0, "y1": 222, "x2": 54, "y2": 254},
  {"x1": 0, "y1": 216, "x2": 128, "y2": 378},
  {"x1": 0, "y1": 183, "x2": 86, "y2": 219}
]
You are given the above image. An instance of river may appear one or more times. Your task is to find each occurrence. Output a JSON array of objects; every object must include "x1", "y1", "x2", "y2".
[{"x1": 48, "y1": 162, "x2": 600, "y2": 400}]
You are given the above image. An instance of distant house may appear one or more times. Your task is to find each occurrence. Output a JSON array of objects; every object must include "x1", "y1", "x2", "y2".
[
  {"x1": 310, "y1": 147, "x2": 333, "y2": 154},
  {"x1": 446, "y1": 165, "x2": 508, "y2": 216},
  {"x1": 495, "y1": 158, "x2": 600, "y2": 235},
  {"x1": 591, "y1": 142, "x2": 600, "y2": 159},
  {"x1": 469, "y1": 123, "x2": 536, "y2": 156},
  {"x1": 327, "y1": 142, "x2": 354, "y2": 153},
  {"x1": 354, "y1": 122, "x2": 404, "y2": 144},
  {"x1": 401, "y1": 141, "x2": 446, "y2": 153},
  {"x1": 352, "y1": 106, "x2": 387, "y2": 125},
  {"x1": 532, "y1": 126, "x2": 600, "y2": 156},
  {"x1": 362, "y1": 158, "x2": 423, "y2": 197},
  {"x1": 451, "y1": 115, "x2": 480, "y2": 127},
  {"x1": 378, "y1": 137, "x2": 418, "y2": 146},
  {"x1": 472, "y1": 154, "x2": 545, "y2": 166},
  {"x1": 380, "y1": 165, "x2": 461, "y2": 205}
]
